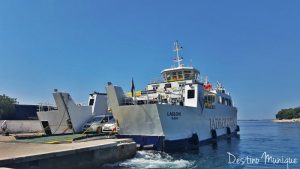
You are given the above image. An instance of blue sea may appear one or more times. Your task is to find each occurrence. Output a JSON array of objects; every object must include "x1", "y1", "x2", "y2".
[{"x1": 102, "y1": 120, "x2": 300, "y2": 169}]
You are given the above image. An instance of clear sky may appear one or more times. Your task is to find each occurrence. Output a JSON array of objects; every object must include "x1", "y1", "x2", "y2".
[{"x1": 0, "y1": 1, "x2": 299, "y2": 120}]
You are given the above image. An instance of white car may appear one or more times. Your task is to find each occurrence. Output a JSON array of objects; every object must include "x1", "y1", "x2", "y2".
[
  {"x1": 102, "y1": 122, "x2": 119, "y2": 134},
  {"x1": 82, "y1": 115, "x2": 114, "y2": 133}
]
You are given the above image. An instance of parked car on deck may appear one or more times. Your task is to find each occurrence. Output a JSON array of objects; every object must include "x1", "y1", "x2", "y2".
[
  {"x1": 81, "y1": 114, "x2": 114, "y2": 133},
  {"x1": 102, "y1": 122, "x2": 119, "y2": 134}
]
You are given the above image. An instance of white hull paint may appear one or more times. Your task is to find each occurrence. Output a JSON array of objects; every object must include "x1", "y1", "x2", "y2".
[{"x1": 112, "y1": 102, "x2": 237, "y2": 142}]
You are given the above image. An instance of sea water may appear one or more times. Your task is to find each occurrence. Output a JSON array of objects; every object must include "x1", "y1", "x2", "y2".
[{"x1": 102, "y1": 120, "x2": 300, "y2": 169}]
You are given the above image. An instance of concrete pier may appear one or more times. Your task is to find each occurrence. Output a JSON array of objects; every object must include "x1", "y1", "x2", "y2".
[{"x1": 0, "y1": 138, "x2": 136, "y2": 169}]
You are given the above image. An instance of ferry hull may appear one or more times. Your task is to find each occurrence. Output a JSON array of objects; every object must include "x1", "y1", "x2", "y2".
[{"x1": 112, "y1": 103, "x2": 238, "y2": 152}]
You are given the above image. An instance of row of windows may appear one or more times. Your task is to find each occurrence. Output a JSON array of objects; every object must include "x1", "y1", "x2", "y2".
[
  {"x1": 149, "y1": 86, "x2": 233, "y2": 107},
  {"x1": 164, "y1": 70, "x2": 198, "y2": 82},
  {"x1": 152, "y1": 83, "x2": 186, "y2": 91},
  {"x1": 204, "y1": 95, "x2": 232, "y2": 107},
  {"x1": 219, "y1": 96, "x2": 232, "y2": 106}
]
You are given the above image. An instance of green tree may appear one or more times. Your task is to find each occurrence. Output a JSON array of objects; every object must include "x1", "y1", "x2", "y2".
[
  {"x1": 276, "y1": 107, "x2": 300, "y2": 119},
  {"x1": 0, "y1": 94, "x2": 17, "y2": 119}
]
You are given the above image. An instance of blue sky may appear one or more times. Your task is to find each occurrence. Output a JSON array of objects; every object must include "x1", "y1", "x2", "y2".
[{"x1": 0, "y1": 1, "x2": 299, "y2": 119}]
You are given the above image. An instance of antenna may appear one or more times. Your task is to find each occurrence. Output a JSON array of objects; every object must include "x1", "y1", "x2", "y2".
[
  {"x1": 217, "y1": 81, "x2": 222, "y2": 88},
  {"x1": 173, "y1": 40, "x2": 183, "y2": 67},
  {"x1": 204, "y1": 76, "x2": 208, "y2": 84}
]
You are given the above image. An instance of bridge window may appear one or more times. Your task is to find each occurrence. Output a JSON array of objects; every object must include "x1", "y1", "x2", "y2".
[
  {"x1": 166, "y1": 72, "x2": 171, "y2": 81},
  {"x1": 171, "y1": 72, "x2": 177, "y2": 80},
  {"x1": 184, "y1": 70, "x2": 191, "y2": 80},
  {"x1": 178, "y1": 71, "x2": 183, "y2": 80}
]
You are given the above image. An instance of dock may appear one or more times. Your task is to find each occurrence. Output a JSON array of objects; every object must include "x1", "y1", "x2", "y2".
[{"x1": 0, "y1": 136, "x2": 136, "y2": 169}]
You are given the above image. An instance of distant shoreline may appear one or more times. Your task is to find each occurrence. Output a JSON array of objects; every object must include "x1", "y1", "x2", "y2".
[{"x1": 272, "y1": 118, "x2": 300, "y2": 123}]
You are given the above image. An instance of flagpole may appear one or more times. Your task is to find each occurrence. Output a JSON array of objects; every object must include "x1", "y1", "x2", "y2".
[
  {"x1": 146, "y1": 88, "x2": 149, "y2": 104},
  {"x1": 131, "y1": 78, "x2": 136, "y2": 105}
]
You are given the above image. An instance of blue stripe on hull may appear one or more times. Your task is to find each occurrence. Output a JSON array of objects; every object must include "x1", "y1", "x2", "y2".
[
  {"x1": 117, "y1": 135, "x2": 165, "y2": 151},
  {"x1": 164, "y1": 136, "x2": 199, "y2": 152},
  {"x1": 117, "y1": 132, "x2": 238, "y2": 152},
  {"x1": 117, "y1": 134, "x2": 200, "y2": 152}
]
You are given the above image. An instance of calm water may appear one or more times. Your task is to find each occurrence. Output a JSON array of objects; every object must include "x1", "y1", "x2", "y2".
[{"x1": 102, "y1": 120, "x2": 300, "y2": 169}]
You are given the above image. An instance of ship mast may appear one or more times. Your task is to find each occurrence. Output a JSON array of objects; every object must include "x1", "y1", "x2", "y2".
[{"x1": 174, "y1": 40, "x2": 183, "y2": 67}]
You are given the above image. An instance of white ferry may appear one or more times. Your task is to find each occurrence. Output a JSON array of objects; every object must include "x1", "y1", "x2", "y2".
[{"x1": 106, "y1": 41, "x2": 239, "y2": 151}]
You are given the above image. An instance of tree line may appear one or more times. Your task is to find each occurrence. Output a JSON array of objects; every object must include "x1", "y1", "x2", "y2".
[
  {"x1": 276, "y1": 107, "x2": 300, "y2": 120},
  {"x1": 0, "y1": 94, "x2": 17, "y2": 119}
]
